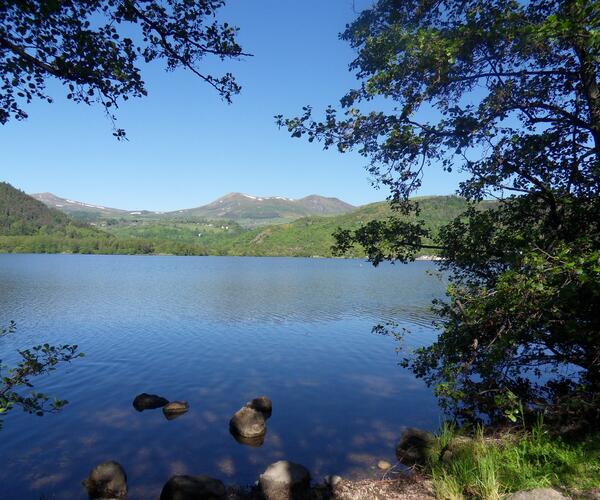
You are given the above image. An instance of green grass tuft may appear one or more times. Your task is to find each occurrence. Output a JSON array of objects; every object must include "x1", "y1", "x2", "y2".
[{"x1": 428, "y1": 419, "x2": 600, "y2": 499}]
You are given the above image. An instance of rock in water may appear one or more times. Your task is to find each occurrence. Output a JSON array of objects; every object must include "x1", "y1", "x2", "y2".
[
  {"x1": 505, "y1": 489, "x2": 568, "y2": 500},
  {"x1": 160, "y1": 475, "x2": 226, "y2": 500},
  {"x1": 245, "y1": 396, "x2": 272, "y2": 418},
  {"x1": 82, "y1": 460, "x2": 127, "y2": 499},
  {"x1": 324, "y1": 475, "x2": 342, "y2": 488},
  {"x1": 133, "y1": 393, "x2": 169, "y2": 411},
  {"x1": 259, "y1": 460, "x2": 311, "y2": 500},
  {"x1": 229, "y1": 429, "x2": 266, "y2": 447},
  {"x1": 163, "y1": 401, "x2": 189, "y2": 420},
  {"x1": 377, "y1": 460, "x2": 392, "y2": 470},
  {"x1": 229, "y1": 406, "x2": 266, "y2": 438},
  {"x1": 395, "y1": 428, "x2": 435, "y2": 466}
]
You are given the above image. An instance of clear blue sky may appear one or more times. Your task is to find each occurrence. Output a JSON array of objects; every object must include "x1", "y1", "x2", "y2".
[{"x1": 1, "y1": 0, "x2": 464, "y2": 211}]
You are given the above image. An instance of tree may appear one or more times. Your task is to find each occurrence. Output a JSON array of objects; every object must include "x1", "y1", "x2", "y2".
[
  {"x1": 278, "y1": 0, "x2": 600, "y2": 425},
  {"x1": 0, "y1": 0, "x2": 247, "y2": 137}
]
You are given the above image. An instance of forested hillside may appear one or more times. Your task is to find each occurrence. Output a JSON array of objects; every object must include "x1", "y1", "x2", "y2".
[{"x1": 0, "y1": 182, "x2": 74, "y2": 235}]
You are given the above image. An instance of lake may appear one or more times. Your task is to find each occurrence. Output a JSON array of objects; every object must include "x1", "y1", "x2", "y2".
[{"x1": 0, "y1": 254, "x2": 446, "y2": 499}]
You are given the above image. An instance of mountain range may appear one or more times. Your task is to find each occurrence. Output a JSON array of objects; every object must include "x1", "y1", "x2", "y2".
[
  {"x1": 31, "y1": 192, "x2": 355, "y2": 227},
  {"x1": 1, "y1": 182, "x2": 481, "y2": 258}
]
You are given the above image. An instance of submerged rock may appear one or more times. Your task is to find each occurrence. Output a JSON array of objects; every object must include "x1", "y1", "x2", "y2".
[
  {"x1": 245, "y1": 396, "x2": 272, "y2": 418},
  {"x1": 229, "y1": 406, "x2": 266, "y2": 438},
  {"x1": 133, "y1": 393, "x2": 169, "y2": 412},
  {"x1": 377, "y1": 460, "x2": 392, "y2": 470},
  {"x1": 324, "y1": 475, "x2": 342, "y2": 488},
  {"x1": 395, "y1": 427, "x2": 435, "y2": 466},
  {"x1": 259, "y1": 460, "x2": 311, "y2": 500},
  {"x1": 229, "y1": 428, "x2": 266, "y2": 447},
  {"x1": 163, "y1": 401, "x2": 189, "y2": 420},
  {"x1": 160, "y1": 474, "x2": 226, "y2": 500},
  {"x1": 82, "y1": 460, "x2": 127, "y2": 499},
  {"x1": 505, "y1": 488, "x2": 568, "y2": 500}
]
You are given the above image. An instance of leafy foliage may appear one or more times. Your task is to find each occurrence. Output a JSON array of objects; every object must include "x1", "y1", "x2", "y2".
[
  {"x1": 0, "y1": 323, "x2": 83, "y2": 427},
  {"x1": 279, "y1": 0, "x2": 600, "y2": 425},
  {"x1": 0, "y1": 0, "x2": 247, "y2": 136}
]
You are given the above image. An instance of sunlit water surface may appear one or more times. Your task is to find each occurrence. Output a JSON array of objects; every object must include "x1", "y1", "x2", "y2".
[{"x1": 0, "y1": 254, "x2": 446, "y2": 499}]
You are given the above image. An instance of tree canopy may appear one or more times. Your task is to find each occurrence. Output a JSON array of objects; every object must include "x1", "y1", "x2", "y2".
[
  {"x1": 0, "y1": 0, "x2": 247, "y2": 136},
  {"x1": 279, "y1": 0, "x2": 600, "y2": 426}
]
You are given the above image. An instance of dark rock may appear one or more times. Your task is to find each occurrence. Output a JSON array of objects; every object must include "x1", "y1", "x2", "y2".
[
  {"x1": 82, "y1": 460, "x2": 127, "y2": 499},
  {"x1": 245, "y1": 396, "x2": 272, "y2": 418},
  {"x1": 160, "y1": 475, "x2": 226, "y2": 500},
  {"x1": 229, "y1": 406, "x2": 266, "y2": 438},
  {"x1": 133, "y1": 393, "x2": 169, "y2": 412},
  {"x1": 163, "y1": 401, "x2": 189, "y2": 420},
  {"x1": 395, "y1": 427, "x2": 435, "y2": 466},
  {"x1": 504, "y1": 488, "x2": 568, "y2": 499},
  {"x1": 259, "y1": 460, "x2": 311, "y2": 500}
]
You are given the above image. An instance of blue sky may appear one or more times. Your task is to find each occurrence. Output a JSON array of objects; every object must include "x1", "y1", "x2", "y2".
[{"x1": 1, "y1": 0, "x2": 464, "y2": 211}]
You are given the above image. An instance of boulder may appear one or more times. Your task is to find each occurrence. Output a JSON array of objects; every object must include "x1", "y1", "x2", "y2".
[
  {"x1": 160, "y1": 475, "x2": 226, "y2": 500},
  {"x1": 163, "y1": 401, "x2": 189, "y2": 420},
  {"x1": 229, "y1": 406, "x2": 266, "y2": 438},
  {"x1": 395, "y1": 427, "x2": 435, "y2": 466},
  {"x1": 82, "y1": 460, "x2": 127, "y2": 499},
  {"x1": 504, "y1": 488, "x2": 568, "y2": 500},
  {"x1": 259, "y1": 460, "x2": 311, "y2": 500},
  {"x1": 133, "y1": 393, "x2": 169, "y2": 412},
  {"x1": 245, "y1": 396, "x2": 272, "y2": 418}
]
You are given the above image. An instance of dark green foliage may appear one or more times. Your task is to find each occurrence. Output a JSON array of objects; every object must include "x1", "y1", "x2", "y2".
[
  {"x1": 0, "y1": 0, "x2": 246, "y2": 136},
  {"x1": 279, "y1": 0, "x2": 600, "y2": 425}
]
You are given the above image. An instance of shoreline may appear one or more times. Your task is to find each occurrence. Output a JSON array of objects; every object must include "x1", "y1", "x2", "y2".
[{"x1": 0, "y1": 249, "x2": 444, "y2": 260}]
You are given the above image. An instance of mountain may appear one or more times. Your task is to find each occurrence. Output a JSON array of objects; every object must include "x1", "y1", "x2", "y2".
[
  {"x1": 32, "y1": 191, "x2": 356, "y2": 227},
  {"x1": 0, "y1": 183, "x2": 74, "y2": 235},
  {"x1": 30, "y1": 192, "x2": 135, "y2": 221},
  {"x1": 168, "y1": 192, "x2": 355, "y2": 226}
]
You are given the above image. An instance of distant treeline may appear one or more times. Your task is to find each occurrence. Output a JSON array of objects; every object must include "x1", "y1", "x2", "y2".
[{"x1": 0, "y1": 234, "x2": 210, "y2": 256}]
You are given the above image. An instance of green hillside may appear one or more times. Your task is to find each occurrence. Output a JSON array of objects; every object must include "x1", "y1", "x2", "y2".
[
  {"x1": 209, "y1": 196, "x2": 472, "y2": 257},
  {"x1": 0, "y1": 182, "x2": 74, "y2": 235},
  {"x1": 102, "y1": 195, "x2": 474, "y2": 257}
]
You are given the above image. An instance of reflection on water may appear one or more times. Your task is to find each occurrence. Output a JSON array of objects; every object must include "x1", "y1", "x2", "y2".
[{"x1": 0, "y1": 255, "x2": 446, "y2": 499}]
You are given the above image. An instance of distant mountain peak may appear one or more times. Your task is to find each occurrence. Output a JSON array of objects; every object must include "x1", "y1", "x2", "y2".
[{"x1": 218, "y1": 192, "x2": 296, "y2": 202}]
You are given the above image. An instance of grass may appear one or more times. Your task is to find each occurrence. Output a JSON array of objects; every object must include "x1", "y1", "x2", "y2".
[{"x1": 427, "y1": 419, "x2": 600, "y2": 499}]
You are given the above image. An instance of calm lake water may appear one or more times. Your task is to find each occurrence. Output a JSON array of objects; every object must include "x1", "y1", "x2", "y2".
[{"x1": 0, "y1": 254, "x2": 446, "y2": 499}]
